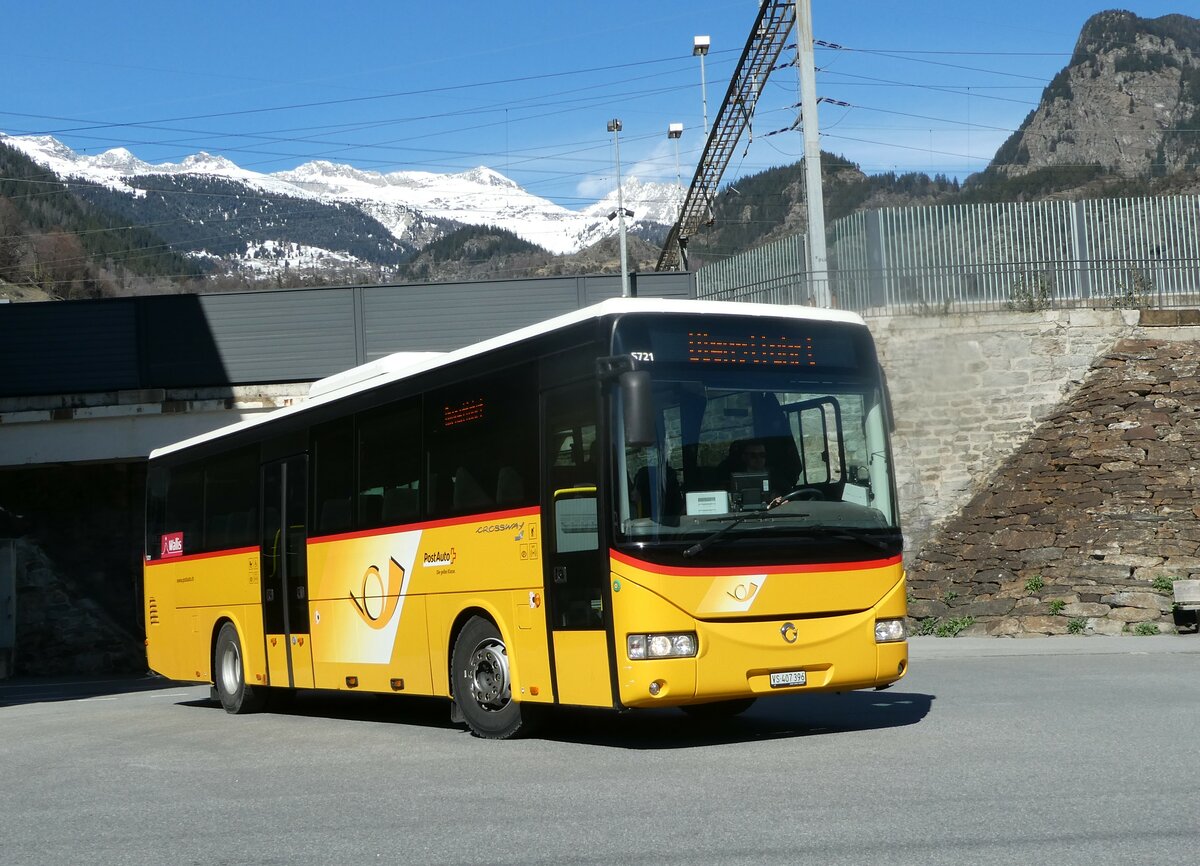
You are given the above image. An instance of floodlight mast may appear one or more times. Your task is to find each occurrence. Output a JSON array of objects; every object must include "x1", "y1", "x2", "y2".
[
  {"x1": 693, "y1": 35, "x2": 711, "y2": 139},
  {"x1": 668, "y1": 123, "x2": 683, "y2": 192},
  {"x1": 656, "y1": 1, "x2": 827, "y2": 307},
  {"x1": 607, "y1": 119, "x2": 631, "y2": 298}
]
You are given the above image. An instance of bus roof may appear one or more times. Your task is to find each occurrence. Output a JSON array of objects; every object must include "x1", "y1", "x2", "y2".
[{"x1": 149, "y1": 297, "x2": 867, "y2": 459}]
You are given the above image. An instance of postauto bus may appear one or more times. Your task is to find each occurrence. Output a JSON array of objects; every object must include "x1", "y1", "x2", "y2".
[{"x1": 144, "y1": 298, "x2": 907, "y2": 738}]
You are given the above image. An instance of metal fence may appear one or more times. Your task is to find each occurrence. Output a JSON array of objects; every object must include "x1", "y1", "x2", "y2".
[
  {"x1": 694, "y1": 233, "x2": 811, "y2": 304},
  {"x1": 696, "y1": 194, "x2": 1200, "y2": 315}
]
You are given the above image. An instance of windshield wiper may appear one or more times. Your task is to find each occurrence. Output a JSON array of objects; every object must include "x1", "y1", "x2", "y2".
[
  {"x1": 790, "y1": 526, "x2": 898, "y2": 553},
  {"x1": 683, "y1": 504, "x2": 808, "y2": 558}
]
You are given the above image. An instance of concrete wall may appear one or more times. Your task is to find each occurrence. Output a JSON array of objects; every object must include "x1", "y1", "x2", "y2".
[
  {"x1": 0, "y1": 385, "x2": 311, "y2": 467},
  {"x1": 868, "y1": 309, "x2": 1140, "y2": 554}
]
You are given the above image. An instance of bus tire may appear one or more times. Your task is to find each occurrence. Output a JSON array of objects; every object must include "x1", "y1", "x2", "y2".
[
  {"x1": 451, "y1": 616, "x2": 534, "y2": 739},
  {"x1": 681, "y1": 697, "x2": 757, "y2": 720},
  {"x1": 214, "y1": 622, "x2": 265, "y2": 714}
]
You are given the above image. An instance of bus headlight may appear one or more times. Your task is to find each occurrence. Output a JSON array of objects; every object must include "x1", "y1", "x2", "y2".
[
  {"x1": 875, "y1": 618, "x2": 907, "y2": 643},
  {"x1": 627, "y1": 632, "x2": 697, "y2": 659}
]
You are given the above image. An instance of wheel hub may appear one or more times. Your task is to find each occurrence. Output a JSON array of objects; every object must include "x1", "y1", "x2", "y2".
[
  {"x1": 220, "y1": 642, "x2": 241, "y2": 696},
  {"x1": 468, "y1": 640, "x2": 510, "y2": 711}
]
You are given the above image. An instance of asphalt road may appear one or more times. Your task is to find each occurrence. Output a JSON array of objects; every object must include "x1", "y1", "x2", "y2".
[{"x1": 1, "y1": 636, "x2": 1197, "y2": 865}]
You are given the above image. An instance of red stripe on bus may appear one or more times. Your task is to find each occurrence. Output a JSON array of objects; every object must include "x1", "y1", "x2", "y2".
[
  {"x1": 145, "y1": 545, "x2": 258, "y2": 567},
  {"x1": 146, "y1": 505, "x2": 542, "y2": 563},
  {"x1": 609, "y1": 548, "x2": 902, "y2": 577},
  {"x1": 307, "y1": 505, "x2": 541, "y2": 544}
]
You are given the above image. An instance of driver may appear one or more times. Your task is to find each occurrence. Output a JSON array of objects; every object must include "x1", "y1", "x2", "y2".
[{"x1": 737, "y1": 441, "x2": 769, "y2": 473}]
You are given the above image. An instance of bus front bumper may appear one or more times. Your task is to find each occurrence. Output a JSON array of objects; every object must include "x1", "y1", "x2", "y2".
[{"x1": 615, "y1": 607, "x2": 909, "y2": 709}]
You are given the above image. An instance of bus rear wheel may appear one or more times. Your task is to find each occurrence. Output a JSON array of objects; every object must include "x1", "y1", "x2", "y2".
[
  {"x1": 214, "y1": 622, "x2": 265, "y2": 714},
  {"x1": 451, "y1": 616, "x2": 534, "y2": 739}
]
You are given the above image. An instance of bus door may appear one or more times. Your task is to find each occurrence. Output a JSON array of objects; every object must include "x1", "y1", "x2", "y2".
[
  {"x1": 260, "y1": 456, "x2": 314, "y2": 689},
  {"x1": 541, "y1": 382, "x2": 613, "y2": 707}
]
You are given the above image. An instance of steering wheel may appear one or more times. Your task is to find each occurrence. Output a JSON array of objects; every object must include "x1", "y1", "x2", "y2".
[{"x1": 784, "y1": 486, "x2": 825, "y2": 502}]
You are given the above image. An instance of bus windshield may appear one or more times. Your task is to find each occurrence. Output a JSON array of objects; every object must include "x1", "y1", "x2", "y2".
[{"x1": 611, "y1": 315, "x2": 900, "y2": 562}]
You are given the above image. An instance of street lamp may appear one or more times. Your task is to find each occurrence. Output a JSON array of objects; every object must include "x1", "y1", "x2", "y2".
[
  {"x1": 607, "y1": 118, "x2": 632, "y2": 298},
  {"x1": 693, "y1": 35, "x2": 710, "y2": 139}
]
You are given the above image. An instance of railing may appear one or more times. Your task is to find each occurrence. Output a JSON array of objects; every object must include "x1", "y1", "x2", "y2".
[
  {"x1": 835, "y1": 258, "x2": 1200, "y2": 316},
  {"x1": 696, "y1": 194, "x2": 1200, "y2": 316}
]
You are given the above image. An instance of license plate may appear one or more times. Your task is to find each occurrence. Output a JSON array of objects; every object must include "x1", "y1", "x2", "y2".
[{"x1": 769, "y1": 670, "x2": 807, "y2": 688}]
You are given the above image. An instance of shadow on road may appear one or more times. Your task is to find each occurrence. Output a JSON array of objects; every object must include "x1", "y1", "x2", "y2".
[
  {"x1": 178, "y1": 686, "x2": 934, "y2": 748},
  {"x1": 178, "y1": 688, "x2": 461, "y2": 730},
  {"x1": 537, "y1": 689, "x2": 935, "y2": 749},
  {"x1": 0, "y1": 673, "x2": 181, "y2": 708}
]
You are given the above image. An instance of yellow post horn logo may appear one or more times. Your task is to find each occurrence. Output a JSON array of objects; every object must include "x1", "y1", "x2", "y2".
[{"x1": 349, "y1": 557, "x2": 404, "y2": 628}]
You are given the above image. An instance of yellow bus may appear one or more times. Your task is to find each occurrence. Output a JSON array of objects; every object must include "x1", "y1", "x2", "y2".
[{"x1": 144, "y1": 298, "x2": 907, "y2": 738}]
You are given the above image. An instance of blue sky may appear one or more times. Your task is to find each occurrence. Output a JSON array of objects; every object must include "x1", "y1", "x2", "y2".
[{"x1": 0, "y1": 1, "x2": 1188, "y2": 208}]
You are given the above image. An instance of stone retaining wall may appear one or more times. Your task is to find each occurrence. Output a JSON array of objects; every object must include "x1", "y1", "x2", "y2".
[
  {"x1": 907, "y1": 334, "x2": 1200, "y2": 636},
  {"x1": 868, "y1": 309, "x2": 1140, "y2": 554}
]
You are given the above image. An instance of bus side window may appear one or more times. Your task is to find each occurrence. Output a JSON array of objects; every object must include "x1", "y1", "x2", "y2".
[
  {"x1": 452, "y1": 465, "x2": 490, "y2": 510},
  {"x1": 426, "y1": 367, "x2": 536, "y2": 519},
  {"x1": 358, "y1": 398, "x2": 421, "y2": 528},
  {"x1": 164, "y1": 463, "x2": 203, "y2": 556},
  {"x1": 495, "y1": 466, "x2": 524, "y2": 506},
  {"x1": 203, "y1": 446, "x2": 259, "y2": 551},
  {"x1": 312, "y1": 417, "x2": 354, "y2": 535},
  {"x1": 381, "y1": 487, "x2": 419, "y2": 524}
]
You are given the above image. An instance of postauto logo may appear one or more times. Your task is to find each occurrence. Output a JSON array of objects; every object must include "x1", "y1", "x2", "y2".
[{"x1": 422, "y1": 548, "x2": 456, "y2": 568}]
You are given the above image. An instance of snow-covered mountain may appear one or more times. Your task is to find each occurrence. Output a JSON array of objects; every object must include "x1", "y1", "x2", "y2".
[{"x1": 1, "y1": 134, "x2": 683, "y2": 257}]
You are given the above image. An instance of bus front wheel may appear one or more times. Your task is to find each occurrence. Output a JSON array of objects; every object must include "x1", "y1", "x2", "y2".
[
  {"x1": 214, "y1": 622, "x2": 265, "y2": 714},
  {"x1": 451, "y1": 616, "x2": 534, "y2": 739}
]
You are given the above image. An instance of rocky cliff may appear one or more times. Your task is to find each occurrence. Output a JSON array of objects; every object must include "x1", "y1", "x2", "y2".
[{"x1": 992, "y1": 10, "x2": 1200, "y2": 178}]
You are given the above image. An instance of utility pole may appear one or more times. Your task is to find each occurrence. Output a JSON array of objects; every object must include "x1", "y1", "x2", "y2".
[{"x1": 795, "y1": 0, "x2": 830, "y2": 307}]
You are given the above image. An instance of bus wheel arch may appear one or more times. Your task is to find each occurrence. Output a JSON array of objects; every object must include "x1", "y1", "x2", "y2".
[
  {"x1": 449, "y1": 612, "x2": 535, "y2": 739},
  {"x1": 212, "y1": 620, "x2": 265, "y2": 715}
]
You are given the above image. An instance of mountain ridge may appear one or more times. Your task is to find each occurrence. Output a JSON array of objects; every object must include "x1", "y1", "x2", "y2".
[
  {"x1": 3, "y1": 9, "x2": 1198, "y2": 299},
  {"x1": 0, "y1": 133, "x2": 682, "y2": 259},
  {"x1": 988, "y1": 10, "x2": 1200, "y2": 179}
]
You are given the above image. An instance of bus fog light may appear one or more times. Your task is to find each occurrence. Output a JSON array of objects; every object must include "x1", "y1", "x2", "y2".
[
  {"x1": 627, "y1": 632, "x2": 698, "y2": 659},
  {"x1": 875, "y1": 618, "x2": 907, "y2": 643}
]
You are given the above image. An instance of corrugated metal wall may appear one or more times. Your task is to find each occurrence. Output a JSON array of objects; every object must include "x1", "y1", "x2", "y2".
[
  {"x1": 0, "y1": 272, "x2": 694, "y2": 397},
  {"x1": 360, "y1": 278, "x2": 582, "y2": 360},
  {"x1": 0, "y1": 300, "x2": 142, "y2": 395}
]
